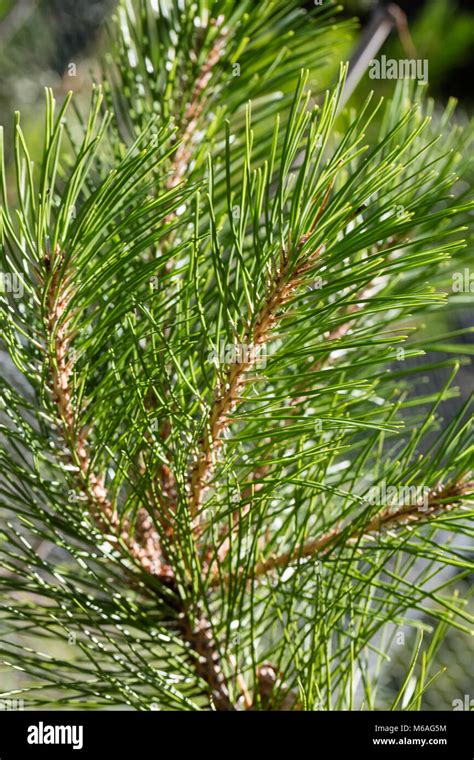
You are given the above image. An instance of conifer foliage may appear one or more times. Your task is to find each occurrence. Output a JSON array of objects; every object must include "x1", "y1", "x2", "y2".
[{"x1": 0, "y1": 1, "x2": 472, "y2": 710}]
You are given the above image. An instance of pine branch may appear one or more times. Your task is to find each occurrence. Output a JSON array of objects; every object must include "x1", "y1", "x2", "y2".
[
  {"x1": 214, "y1": 479, "x2": 473, "y2": 585},
  {"x1": 178, "y1": 612, "x2": 235, "y2": 711},
  {"x1": 43, "y1": 244, "x2": 239, "y2": 709},
  {"x1": 1, "y1": 1, "x2": 473, "y2": 712},
  {"x1": 43, "y1": 245, "x2": 168, "y2": 575},
  {"x1": 188, "y1": 192, "x2": 332, "y2": 523},
  {"x1": 166, "y1": 15, "x2": 228, "y2": 190}
]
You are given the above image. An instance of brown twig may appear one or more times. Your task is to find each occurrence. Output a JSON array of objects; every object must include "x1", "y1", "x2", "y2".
[
  {"x1": 215, "y1": 235, "x2": 404, "y2": 556},
  {"x1": 43, "y1": 247, "x2": 170, "y2": 577},
  {"x1": 252, "y1": 663, "x2": 300, "y2": 711},
  {"x1": 188, "y1": 233, "x2": 327, "y2": 526},
  {"x1": 192, "y1": 178, "x2": 342, "y2": 564},
  {"x1": 178, "y1": 612, "x2": 235, "y2": 711},
  {"x1": 148, "y1": 16, "x2": 229, "y2": 511},
  {"x1": 189, "y1": 250, "x2": 323, "y2": 522},
  {"x1": 211, "y1": 480, "x2": 472, "y2": 587},
  {"x1": 166, "y1": 15, "x2": 228, "y2": 191},
  {"x1": 44, "y1": 246, "x2": 236, "y2": 708}
]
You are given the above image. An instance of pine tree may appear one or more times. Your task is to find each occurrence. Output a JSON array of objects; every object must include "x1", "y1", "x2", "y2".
[{"x1": 0, "y1": 0, "x2": 472, "y2": 711}]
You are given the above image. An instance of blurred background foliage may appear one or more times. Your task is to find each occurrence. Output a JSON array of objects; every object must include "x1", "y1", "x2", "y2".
[
  {"x1": 0, "y1": 0, "x2": 473, "y2": 152},
  {"x1": 345, "y1": 0, "x2": 474, "y2": 105},
  {"x1": 1, "y1": 0, "x2": 473, "y2": 108}
]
